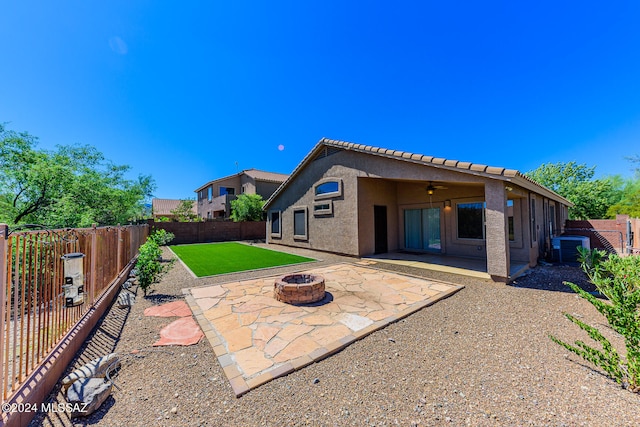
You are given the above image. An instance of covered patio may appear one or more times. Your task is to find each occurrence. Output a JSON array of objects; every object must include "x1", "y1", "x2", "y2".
[{"x1": 364, "y1": 251, "x2": 530, "y2": 282}]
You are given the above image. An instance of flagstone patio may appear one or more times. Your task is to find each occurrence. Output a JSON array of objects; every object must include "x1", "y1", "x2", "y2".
[{"x1": 183, "y1": 262, "x2": 463, "y2": 396}]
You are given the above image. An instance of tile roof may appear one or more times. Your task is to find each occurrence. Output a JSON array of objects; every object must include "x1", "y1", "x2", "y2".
[
  {"x1": 194, "y1": 169, "x2": 289, "y2": 192},
  {"x1": 264, "y1": 137, "x2": 571, "y2": 208},
  {"x1": 152, "y1": 198, "x2": 197, "y2": 216},
  {"x1": 242, "y1": 169, "x2": 290, "y2": 183}
]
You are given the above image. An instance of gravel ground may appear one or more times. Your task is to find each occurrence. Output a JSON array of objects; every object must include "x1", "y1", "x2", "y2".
[{"x1": 30, "y1": 245, "x2": 640, "y2": 427}]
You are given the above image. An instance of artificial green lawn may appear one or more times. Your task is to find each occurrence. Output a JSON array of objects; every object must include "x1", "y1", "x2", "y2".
[{"x1": 170, "y1": 242, "x2": 315, "y2": 277}]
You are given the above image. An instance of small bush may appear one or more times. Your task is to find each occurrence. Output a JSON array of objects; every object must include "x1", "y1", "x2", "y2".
[
  {"x1": 148, "y1": 228, "x2": 175, "y2": 246},
  {"x1": 550, "y1": 249, "x2": 640, "y2": 392},
  {"x1": 230, "y1": 194, "x2": 265, "y2": 222},
  {"x1": 135, "y1": 230, "x2": 174, "y2": 295}
]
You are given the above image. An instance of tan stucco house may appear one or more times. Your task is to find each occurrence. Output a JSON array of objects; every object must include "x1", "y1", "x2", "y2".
[
  {"x1": 264, "y1": 138, "x2": 572, "y2": 282},
  {"x1": 195, "y1": 169, "x2": 289, "y2": 219}
]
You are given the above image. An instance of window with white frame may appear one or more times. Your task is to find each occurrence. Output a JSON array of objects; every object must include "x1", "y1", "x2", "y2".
[
  {"x1": 293, "y1": 207, "x2": 308, "y2": 240},
  {"x1": 313, "y1": 201, "x2": 333, "y2": 216},
  {"x1": 314, "y1": 178, "x2": 342, "y2": 200}
]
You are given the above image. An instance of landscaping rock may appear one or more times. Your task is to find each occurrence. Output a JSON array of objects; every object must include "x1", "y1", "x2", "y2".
[
  {"x1": 66, "y1": 377, "x2": 113, "y2": 417},
  {"x1": 117, "y1": 291, "x2": 136, "y2": 308},
  {"x1": 61, "y1": 353, "x2": 120, "y2": 392}
]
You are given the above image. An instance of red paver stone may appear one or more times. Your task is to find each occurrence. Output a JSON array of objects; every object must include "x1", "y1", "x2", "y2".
[
  {"x1": 153, "y1": 316, "x2": 204, "y2": 346},
  {"x1": 144, "y1": 300, "x2": 192, "y2": 317}
]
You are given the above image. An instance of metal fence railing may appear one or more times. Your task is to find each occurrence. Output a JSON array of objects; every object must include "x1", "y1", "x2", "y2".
[{"x1": 0, "y1": 224, "x2": 148, "y2": 403}]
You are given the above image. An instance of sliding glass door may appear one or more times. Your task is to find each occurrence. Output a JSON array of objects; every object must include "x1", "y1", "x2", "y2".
[{"x1": 404, "y1": 208, "x2": 441, "y2": 252}]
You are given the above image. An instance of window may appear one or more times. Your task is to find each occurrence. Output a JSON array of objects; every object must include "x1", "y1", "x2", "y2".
[
  {"x1": 314, "y1": 178, "x2": 342, "y2": 200},
  {"x1": 530, "y1": 197, "x2": 537, "y2": 242},
  {"x1": 507, "y1": 200, "x2": 514, "y2": 241},
  {"x1": 457, "y1": 202, "x2": 485, "y2": 239},
  {"x1": 269, "y1": 210, "x2": 282, "y2": 237},
  {"x1": 293, "y1": 207, "x2": 308, "y2": 240},
  {"x1": 313, "y1": 201, "x2": 333, "y2": 216},
  {"x1": 207, "y1": 187, "x2": 212, "y2": 202},
  {"x1": 220, "y1": 187, "x2": 235, "y2": 196}
]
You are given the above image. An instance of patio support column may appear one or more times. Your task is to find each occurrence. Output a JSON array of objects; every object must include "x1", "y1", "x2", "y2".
[{"x1": 485, "y1": 181, "x2": 510, "y2": 282}]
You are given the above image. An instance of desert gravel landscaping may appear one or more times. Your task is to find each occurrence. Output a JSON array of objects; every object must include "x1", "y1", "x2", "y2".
[{"x1": 31, "y1": 244, "x2": 640, "y2": 427}]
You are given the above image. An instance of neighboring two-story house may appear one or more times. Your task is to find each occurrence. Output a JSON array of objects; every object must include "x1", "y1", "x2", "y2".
[{"x1": 195, "y1": 169, "x2": 289, "y2": 219}]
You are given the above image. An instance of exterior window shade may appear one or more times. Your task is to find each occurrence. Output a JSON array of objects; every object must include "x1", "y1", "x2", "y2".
[
  {"x1": 270, "y1": 210, "x2": 282, "y2": 238},
  {"x1": 293, "y1": 207, "x2": 308, "y2": 240},
  {"x1": 507, "y1": 200, "x2": 514, "y2": 241},
  {"x1": 531, "y1": 197, "x2": 537, "y2": 242}
]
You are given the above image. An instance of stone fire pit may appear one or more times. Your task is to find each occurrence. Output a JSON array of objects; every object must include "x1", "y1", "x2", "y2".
[{"x1": 274, "y1": 273, "x2": 325, "y2": 305}]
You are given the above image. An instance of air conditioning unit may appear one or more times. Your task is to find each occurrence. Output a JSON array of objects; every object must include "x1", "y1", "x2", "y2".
[{"x1": 551, "y1": 236, "x2": 590, "y2": 263}]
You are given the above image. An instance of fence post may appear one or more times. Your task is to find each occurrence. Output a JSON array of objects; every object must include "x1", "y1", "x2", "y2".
[
  {"x1": 117, "y1": 224, "x2": 123, "y2": 274},
  {"x1": 90, "y1": 224, "x2": 97, "y2": 306},
  {"x1": 0, "y1": 224, "x2": 7, "y2": 401}
]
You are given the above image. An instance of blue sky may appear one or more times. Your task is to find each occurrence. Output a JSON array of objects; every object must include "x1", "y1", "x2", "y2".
[{"x1": 1, "y1": 1, "x2": 639, "y2": 199}]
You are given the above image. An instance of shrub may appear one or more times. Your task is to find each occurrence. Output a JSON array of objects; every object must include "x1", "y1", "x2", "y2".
[
  {"x1": 230, "y1": 194, "x2": 265, "y2": 222},
  {"x1": 135, "y1": 230, "x2": 174, "y2": 295},
  {"x1": 148, "y1": 228, "x2": 175, "y2": 246},
  {"x1": 550, "y1": 249, "x2": 640, "y2": 392}
]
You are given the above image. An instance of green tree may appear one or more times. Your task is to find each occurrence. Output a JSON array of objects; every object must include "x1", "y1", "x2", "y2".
[
  {"x1": 0, "y1": 123, "x2": 155, "y2": 227},
  {"x1": 606, "y1": 179, "x2": 640, "y2": 218},
  {"x1": 627, "y1": 154, "x2": 640, "y2": 176},
  {"x1": 525, "y1": 162, "x2": 623, "y2": 219},
  {"x1": 170, "y1": 199, "x2": 199, "y2": 222},
  {"x1": 230, "y1": 194, "x2": 265, "y2": 222},
  {"x1": 605, "y1": 155, "x2": 640, "y2": 218}
]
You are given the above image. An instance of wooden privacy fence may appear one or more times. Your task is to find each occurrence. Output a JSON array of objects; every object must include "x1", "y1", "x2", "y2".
[{"x1": 0, "y1": 224, "x2": 147, "y2": 414}]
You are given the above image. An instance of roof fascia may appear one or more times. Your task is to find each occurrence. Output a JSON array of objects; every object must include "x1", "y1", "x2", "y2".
[{"x1": 263, "y1": 138, "x2": 573, "y2": 209}]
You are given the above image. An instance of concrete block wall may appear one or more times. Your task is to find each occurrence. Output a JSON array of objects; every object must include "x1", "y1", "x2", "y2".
[
  {"x1": 564, "y1": 215, "x2": 639, "y2": 255},
  {"x1": 149, "y1": 220, "x2": 266, "y2": 245}
]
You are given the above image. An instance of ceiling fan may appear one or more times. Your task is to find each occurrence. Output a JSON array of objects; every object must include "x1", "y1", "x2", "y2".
[{"x1": 426, "y1": 182, "x2": 448, "y2": 195}]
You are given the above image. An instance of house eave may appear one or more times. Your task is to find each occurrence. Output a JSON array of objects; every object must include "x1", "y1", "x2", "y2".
[{"x1": 264, "y1": 137, "x2": 573, "y2": 209}]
